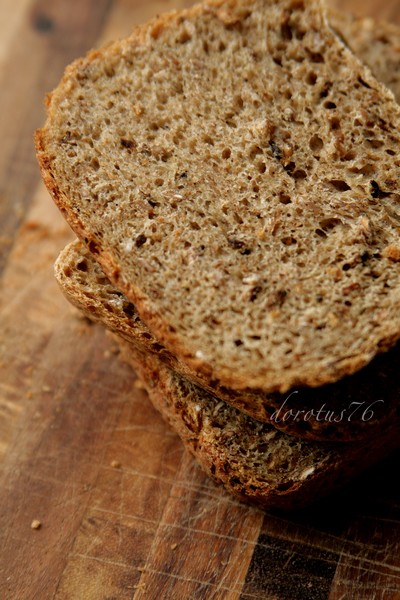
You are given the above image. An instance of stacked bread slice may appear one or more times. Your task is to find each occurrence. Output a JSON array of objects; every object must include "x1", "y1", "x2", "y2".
[{"x1": 36, "y1": 0, "x2": 400, "y2": 509}]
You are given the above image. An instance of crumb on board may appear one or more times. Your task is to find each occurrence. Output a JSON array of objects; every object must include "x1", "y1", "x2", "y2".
[
  {"x1": 31, "y1": 519, "x2": 41, "y2": 530},
  {"x1": 170, "y1": 543, "x2": 178, "y2": 550},
  {"x1": 133, "y1": 583, "x2": 146, "y2": 590},
  {"x1": 110, "y1": 460, "x2": 121, "y2": 469},
  {"x1": 134, "y1": 378, "x2": 146, "y2": 390},
  {"x1": 42, "y1": 385, "x2": 51, "y2": 393}
]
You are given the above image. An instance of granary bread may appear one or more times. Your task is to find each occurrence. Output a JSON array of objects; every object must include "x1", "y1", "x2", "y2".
[
  {"x1": 55, "y1": 239, "x2": 400, "y2": 442},
  {"x1": 114, "y1": 338, "x2": 400, "y2": 510},
  {"x1": 36, "y1": 0, "x2": 400, "y2": 395}
]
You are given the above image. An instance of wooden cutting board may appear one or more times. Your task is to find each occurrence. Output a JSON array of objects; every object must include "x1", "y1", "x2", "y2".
[{"x1": 1, "y1": 1, "x2": 400, "y2": 598}]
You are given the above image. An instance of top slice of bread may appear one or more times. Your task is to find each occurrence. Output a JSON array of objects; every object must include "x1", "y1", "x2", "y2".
[{"x1": 36, "y1": 0, "x2": 400, "y2": 394}]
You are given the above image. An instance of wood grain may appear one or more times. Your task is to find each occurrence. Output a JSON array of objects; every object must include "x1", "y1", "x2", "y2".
[
  {"x1": 0, "y1": 0, "x2": 113, "y2": 276},
  {"x1": 0, "y1": 1, "x2": 400, "y2": 599}
]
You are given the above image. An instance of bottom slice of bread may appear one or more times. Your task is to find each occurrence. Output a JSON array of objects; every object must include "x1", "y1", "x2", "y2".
[
  {"x1": 116, "y1": 338, "x2": 400, "y2": 511},
  {"x1": 55, "y1": 239, "x2": 400, "y2": 443}
]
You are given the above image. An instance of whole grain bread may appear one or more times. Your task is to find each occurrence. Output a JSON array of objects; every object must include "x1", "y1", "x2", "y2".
[
  {"x1": 37, "y1": 0, "x2": 400, "y2": 395},
  {"x1": 115, "y1": 338, "x2": 400, "y2": 510},
  {"x1": 56, "y1": 239, "x2": 400, "y2": 442}
]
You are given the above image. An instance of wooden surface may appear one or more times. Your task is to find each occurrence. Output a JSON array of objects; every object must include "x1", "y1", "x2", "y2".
[{"x1": 0, "y1": 1, "x2": 400, "y2": 598}]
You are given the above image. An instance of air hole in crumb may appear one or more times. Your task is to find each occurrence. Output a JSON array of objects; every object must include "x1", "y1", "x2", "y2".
[
  {"x1": 324, "y1": 101, "x2": 337, "y2": 109},
  {"x1": 281, "y1": 236, "x2": 297, "y2": 245},
  {"x1": 135, "y1": 234, "x2": 147, "y2": 247},
  {"x1": 371, "y1": 180, "x2": 391, "y2": 199},
  {"x1": 234, "y1": 339, "x2": 243, "y2": 346},
  {"x1": 342, "y1": 150, "x2": 356, "y2": 161},
  {"x1": 203, "y1": 134, "x2": 214, "y2": 145},
  {"x1": 249, "y1": 145, "x2": 263, "y2": 159},
  {"x1": 309, "y1": 52, "x2": 324, "y2": 63},
  {"x1": 386, "y1": 149, "x2": 396, "y2": 156},
  {"x1": 281, "y1": 22, "x2": 293, "y2": 41},
  {"x1": 306, "y1": 71, "x2": 317, "y2": 85},
  {"x1": 155, "y1": 178, "x2": 164, "y2": 186},
  {"x1": 330, "y1": 118, "x2": 340, "y2": 130},
  {"x1": 329, "y1": 180, "x2": 351, "y2": 192},
  {"x1": 234, "y1": 94, "x2": 244, "y2": 110},
  {"x1": 284, "y1": 161, "x2": 296, "y2": 175},
  {"x1": 63, "y1": 267, "x2": 72, "y2": 277},
  {"x1": 177, "y1": 29, "x2": 192, "y2": 44},
  {"x1": 358, "y1": 76, "x2": 372, "y2": 89},
  {"x1": 257, "y1": 161, "x2": 266, "y2": 174},
  {"x1": 222, "y1": 148, "x2": 231, "y2": 159},
  {"x1": 91, "y1": 158, "x2": 100, "y2": 170},
  {"x1": 121, "y1": 138, "x2": 135, "y2": 149},
  {"x1": 152, "y1": 342, "x2": 165, "y2": 352},
  {"x1": 88, "y1": 240, "x2": 99, "y2": 254},
  {"x1": 293, "y1": 169, "x2": 307, "y2": 180},
  {"x1": 315, "y1": 228, "x2": 327, "y2": 237},
  {"x1": 123, "y1": 304, "x2": 135, "y2": 317},
  {"x1": 77, "y1": 260, "x2": 88, "y2": 272},
  {"x1": 279, "y1": 194, "x2": 291, "y2": 204},
  {"x1": 366, "y1": 139, "x2": 384, "y2": 149},
  {"x1": 309, "y1": 134, "x2": 323, "y2": 152},
  {"x1": 320, "y1": 217, "x2": 342, "y2": 230},
  {"x1": 342, "y1": 263, "x2": 351, "y2": 271}
]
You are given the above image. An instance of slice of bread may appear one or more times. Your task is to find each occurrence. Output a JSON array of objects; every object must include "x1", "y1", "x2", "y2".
[
  {"x1": 36, "y1": 0, "x2": 400, "y2": 395},
  {"x1": 115, "y1": 338, "x2": 400, "y2": 510},
  {"x1": 56, "y1": 239, "x2": 400, "y2": 442},
  {"x1": 329, "y1": 10, "x2": 400, "y2": 103}
]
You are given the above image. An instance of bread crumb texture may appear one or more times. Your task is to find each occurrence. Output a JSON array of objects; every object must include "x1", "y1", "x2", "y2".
[{"x1": 39, "y1": 0, "x2": 400, "y2": 393}]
